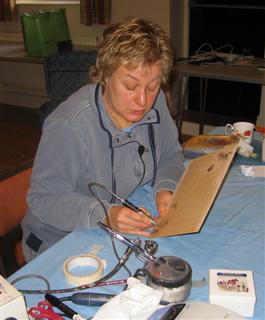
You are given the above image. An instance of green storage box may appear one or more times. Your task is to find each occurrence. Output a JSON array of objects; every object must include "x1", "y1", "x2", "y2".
[{"x1": 21, "y1": 8, "x2": 72, "y2": 57}]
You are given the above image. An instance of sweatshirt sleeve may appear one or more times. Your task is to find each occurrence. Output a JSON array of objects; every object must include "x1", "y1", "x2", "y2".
[
  {"x1": 27, "y1": 119, "x2": 107, "y2": 232},
  {"x1": 152, "y1": 92, "x2": 185, "y2": 197}
]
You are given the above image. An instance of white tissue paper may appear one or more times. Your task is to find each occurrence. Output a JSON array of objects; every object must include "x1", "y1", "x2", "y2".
[
  {"x1": 237, "y1": 139, "x2": 254, "y2": 157},
  {"x1": 92, "y1": 277, "x2": 163, "y2": 320},
  {"x1": 240, "y1": 165, "x2": 265, "y2": 177}
]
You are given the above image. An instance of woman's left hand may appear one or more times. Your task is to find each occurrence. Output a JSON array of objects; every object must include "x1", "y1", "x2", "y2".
[{"x1": 155, "y1": 190, "x2": 173, "y2": 218}]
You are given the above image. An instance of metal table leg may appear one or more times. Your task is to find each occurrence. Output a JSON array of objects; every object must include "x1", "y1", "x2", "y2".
[
  {"x1": 199, "y1": 78, "x2": 208, "y2": 134},
  {"x1": 175, "y1": 74, "x2": 189, "y2": 134}
]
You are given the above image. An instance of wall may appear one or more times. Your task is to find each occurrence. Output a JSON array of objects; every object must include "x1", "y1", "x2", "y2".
[
  {"x1": 111, "y1": 0, "x2": 170, "y2": 33},
  {"x1": 1, "y1": 0, "x2": 263, "y2": 127},
  {"x1": 0, "y1": 4, "x2": 105, "y2": 45},
  {"x1": 0, "y1": 0, "x2": 179, "y2": 109},
  {"x1": 0, "y1": 59, "x2": 47, "y2": 108},
  {"x1": 257, "y1": 49, "x2": 265, "y2": 128},
  {"x1": 172, "y1": 0, "x2": 189, "y2": 59},
  {"x1": 0, "y1": 0, "x2": 176, "y2": 46}
]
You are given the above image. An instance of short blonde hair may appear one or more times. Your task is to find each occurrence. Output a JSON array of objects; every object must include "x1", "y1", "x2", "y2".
[{"x1": 89, "y1": 17, "x2": 174, "y2": 88}]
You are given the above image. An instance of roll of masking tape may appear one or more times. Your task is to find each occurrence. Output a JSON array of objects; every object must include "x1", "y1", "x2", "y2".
[{"x1": 63, "y1": 253, "x2": 106, "y2": 286}]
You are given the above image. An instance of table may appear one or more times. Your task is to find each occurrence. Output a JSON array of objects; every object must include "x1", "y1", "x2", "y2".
[
  {"x1": 173, "y1": 60, "x2": 265, "y2": 134},
  {"x1": 8, "y1": 129, "x2": 265, "y2": 319}
]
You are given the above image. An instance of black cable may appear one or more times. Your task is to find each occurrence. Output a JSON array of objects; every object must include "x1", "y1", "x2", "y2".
[
  {"x1": 88, "y1": 137, "x2": 149, "y2": 278},
  {"x1": 11, "y1": 274, "x2": 51, "y2": 290},
  {"x1": 135, "y1": 143, "x2": 146, "y2": 190},
  {"x1": 148, "y1": 124, "x2": 157, "y2": 186},
  {"x1": 11, "y1": 246, "x2": 133, "y2": 295},
  {"x1": 11, "y1": 86, "x2": 151, "y2": 296},
  {"x1": 11, "y1": 184, "x2": 135, "y2": 295},
  {"x1": 88, "y1": 182, "x2": 132, "y2": 279}
]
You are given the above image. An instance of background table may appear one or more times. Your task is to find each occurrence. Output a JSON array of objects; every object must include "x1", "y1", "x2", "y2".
[
  {"x1": 8, "y1": 129, "x2": 265, "y2": 319},
  {"x1": 173, "y1": 60, "x2": 265, "y2": 134}
]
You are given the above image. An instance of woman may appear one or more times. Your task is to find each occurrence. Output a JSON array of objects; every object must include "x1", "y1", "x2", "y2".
[{"x1": 22, "y1": 17, "x2": 185, "y2": 261}]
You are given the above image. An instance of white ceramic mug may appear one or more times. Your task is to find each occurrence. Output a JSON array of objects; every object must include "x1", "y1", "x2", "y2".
[{"x1": 225, "y1": 122, "x2": 255, "y2": 144}]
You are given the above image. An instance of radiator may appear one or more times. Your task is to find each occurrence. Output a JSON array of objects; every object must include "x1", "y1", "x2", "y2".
[
  {"x1": 0, "y1": 56, "x2": 48, "y2": 108},
  {"x1": 73, "y1": 36, "x2": 99, "y2": 49}
]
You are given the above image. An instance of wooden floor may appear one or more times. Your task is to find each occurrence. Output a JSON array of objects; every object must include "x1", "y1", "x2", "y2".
[{"x1": 0, "y1": 104, "x2": 42, "y2": 181}]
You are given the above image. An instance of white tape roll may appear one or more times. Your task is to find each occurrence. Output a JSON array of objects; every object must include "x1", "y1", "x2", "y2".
[{"x1": 63, "y1": 253, "x2": 105, "y2": 286}]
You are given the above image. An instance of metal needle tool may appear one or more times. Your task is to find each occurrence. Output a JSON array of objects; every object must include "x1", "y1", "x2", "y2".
[
  {"x1": 98, "y1": 222, "x2": 156, "y2": 262},
  {"x1": 121, "y1": 198, "x2": 158, "y2": 226},
  {"x1": 88, "y1": 182, "x2": 158, "y2": 226}
]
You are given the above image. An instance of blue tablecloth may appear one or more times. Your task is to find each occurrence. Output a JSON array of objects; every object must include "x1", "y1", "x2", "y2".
[{"x1": 9, "y1": 128, "x2": 265, "y2": 319}]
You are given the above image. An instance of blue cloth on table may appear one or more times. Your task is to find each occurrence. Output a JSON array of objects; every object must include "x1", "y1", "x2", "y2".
[{"x1": 8, "y1": 127, "x2": 265, "y2": 320}]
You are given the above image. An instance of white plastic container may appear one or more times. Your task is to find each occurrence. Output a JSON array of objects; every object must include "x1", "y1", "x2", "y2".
[
  {"x1": 0, "y1": 275, "x2": 29, "y2": 319},
  {"x1": 209, "y1": 269, "x2": 256, "y2": 317}
]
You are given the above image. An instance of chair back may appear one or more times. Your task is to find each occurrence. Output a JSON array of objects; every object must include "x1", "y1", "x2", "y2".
[
  {"x1": 44, "y1": 49, "x2": 97, "y2": 100},
  {"x1": 38, "y1": 50, "x2": 97, "y2": 123},
  {"x1": 0, "y1": 168, "x2": 32, "y2": 236}
]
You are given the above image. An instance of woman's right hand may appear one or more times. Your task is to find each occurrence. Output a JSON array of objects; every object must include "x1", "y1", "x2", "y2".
[{"x1": 106, "y1": 205, "x2": 155, "y2": 236}]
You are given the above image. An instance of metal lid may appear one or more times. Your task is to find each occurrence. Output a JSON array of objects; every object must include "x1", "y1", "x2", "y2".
[{"x1": 146, "y1": 256, "x2": 192, "y2": 288}]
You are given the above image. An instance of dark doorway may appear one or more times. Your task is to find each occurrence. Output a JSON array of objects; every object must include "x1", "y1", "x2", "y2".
[{"x1": 187, "y1": 0, "x2": 265, "y2": 122}]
